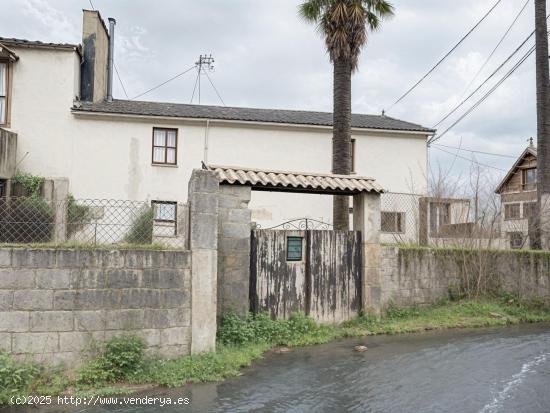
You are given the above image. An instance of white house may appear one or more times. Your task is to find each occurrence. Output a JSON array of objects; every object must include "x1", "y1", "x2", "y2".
[{"x1": 0, "y1": 10, "x2": 434, "y2": 235}]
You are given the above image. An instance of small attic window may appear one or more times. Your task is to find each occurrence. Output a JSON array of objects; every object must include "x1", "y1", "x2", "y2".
[{"x1": 522, "y1": 168, "x2": 537, "y2": 191}]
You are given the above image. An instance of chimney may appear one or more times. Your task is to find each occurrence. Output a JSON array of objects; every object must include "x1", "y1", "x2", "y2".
[
  {"x1": 80, "y1": 10, "x2": 110, "y2": 102},
  {"x1": 107, "y1": 18, "x2": 116, "y2": 102}
]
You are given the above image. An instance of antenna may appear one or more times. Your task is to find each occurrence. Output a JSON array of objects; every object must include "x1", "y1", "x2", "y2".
[{"x1": 194, "y1": 54, "x2": 215, "y2": 104}]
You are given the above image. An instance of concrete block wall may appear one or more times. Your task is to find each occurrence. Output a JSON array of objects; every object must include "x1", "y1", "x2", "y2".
[
  {"x1": 380, "y1": 247, "x2": 458, "y2": 307},
  {"x1": 217, "y1": 184, "x2": 252, "y2": 317},
  {"x1": 380, "y1": 246, "x2": 550, "y2": 307},
  {"x1": 0, "y1": 248, "x2": 191, "y2": 364}
]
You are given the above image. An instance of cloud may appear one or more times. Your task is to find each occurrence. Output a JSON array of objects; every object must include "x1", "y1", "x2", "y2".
[{"x1": 0, "y1": 0, "x2": 540, "y2": 180}]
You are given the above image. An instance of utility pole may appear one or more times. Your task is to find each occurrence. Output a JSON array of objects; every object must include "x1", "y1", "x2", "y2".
[
  {"x1": 194, "y1": 54, "x2": 215, "y2": 104},
  {"x1": 535, "y1": 0, "x2": 550, "y2": 249}
]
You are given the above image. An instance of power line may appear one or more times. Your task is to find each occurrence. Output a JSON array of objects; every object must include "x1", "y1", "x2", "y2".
[
  {"x1": 114, "y1": 62, "x2": 129, "y2": 99},
  {"x1": 432, "y1": 146, "x2": 507, "y2": 172},
  {"x1": 131, "y1": 65, "x2": 195, "y2": 100},
  {"x1": 457, "y1": 0, "x2": 529, "y2": 102},
  {"x1": 88, "y1": 0, "x2": 95, "y2": 10},
  {"x1": 202, "y1": 68, "x2": 226, "y2": 106},
  {"x1": 431, "y1": 143, "x2": 516, "y2": 158},
  {"x1": 190, "y1": 68, "x2": 200, "y2": 104},
  {"x1": 429, "y1": 43, "x2": 535, "y2": 145},
  {"x1": 433, "y1": 27, "x2": 536, "y2": 129},
  {"x1": 388, "y1": 0, "x2": 502, "y2": 111}
]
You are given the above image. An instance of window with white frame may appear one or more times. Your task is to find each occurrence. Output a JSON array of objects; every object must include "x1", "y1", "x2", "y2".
[
  {"x1": 152, "y1": 128, "x2": 177, "y2": 165},
  {"x1": 0, "y1": 62, "x2": 7, "y2": 125},
  {"x1": 152, "y1": 201, "x2": 177, "y2": 236}
]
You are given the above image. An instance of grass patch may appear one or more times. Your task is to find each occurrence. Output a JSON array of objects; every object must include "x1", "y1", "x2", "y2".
[{"x1": 1, "y1": 299, "x2": 549, "y2": 403}]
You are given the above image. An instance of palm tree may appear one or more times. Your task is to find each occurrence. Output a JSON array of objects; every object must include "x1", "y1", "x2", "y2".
[
  {"x1": 299, "y1": 0, "x2": 393, "y2": 230},
  {"x1": 535, "y1": 0, "x2": 550, "y2": 249}
]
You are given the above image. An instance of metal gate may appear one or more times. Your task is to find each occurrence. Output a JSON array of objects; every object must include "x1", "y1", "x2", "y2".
[{"x1": 250, "y1": 219, "x2": 362, "y2": 323}]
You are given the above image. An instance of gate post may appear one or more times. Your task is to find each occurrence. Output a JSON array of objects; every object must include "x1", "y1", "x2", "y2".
[
  {"x1": 353, "y1": 191, "x2": 382, "y2": 316},
  {"x1": 188, "y1": 169, "x2": 219, "y2": 354},
  {"x1": 217, "y1": 185, "x2": 252, "y2": 317}
]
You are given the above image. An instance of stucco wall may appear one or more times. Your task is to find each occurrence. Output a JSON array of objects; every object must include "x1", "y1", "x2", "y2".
[
  {"x1": 5, "y1": 46, "x2": 428, "y2": 229},
  {"x1": 0, "y1": 248, "x2": 191, "y2": 364},
  {"x1": 380, "y1": 246, "x2": 550, "y2": 307}
]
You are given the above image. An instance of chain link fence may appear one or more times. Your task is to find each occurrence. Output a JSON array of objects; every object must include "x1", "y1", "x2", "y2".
[
  {"x1": 380, "y1": 192, "x2": 510, "y2": 249},
  {"x1": 0, "y1": 197, "x2": 188, "y2": 249}
]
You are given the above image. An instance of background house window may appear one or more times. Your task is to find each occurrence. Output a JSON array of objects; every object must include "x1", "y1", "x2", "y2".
[
  {"x1": 381, "y1": 211, "x2": 405, "y2": 233},
  {"x1": 509, "y1": 232, "x2": 524, "y2": 249},
  {"x1": 0, "y1": 179, "x2": 6, "y2": 198},
  {"x1": 152, "y1": 128, "x2": 177, "y2": 165},
  {"x1": 286, "y1": 236, "x2": 303, "y2": 261},
  {"x1": 522, "y1": 168, "x2": 537, "y2": 191},
  {"x1": 523, "y1": 202, "x2": 537, "y2": 219},
  {"x1": 0, "y1": 62, "x2": 7, "y2": 125},
  {"x1": 504, "y1": 203, "x2": 521, "y2": 220},
  {"x1": 152, "y1": 201, "x2": 177, "y2": 236}
]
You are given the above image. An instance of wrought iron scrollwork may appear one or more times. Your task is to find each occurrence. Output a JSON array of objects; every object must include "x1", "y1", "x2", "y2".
[{"x1": 259, "y1": 218, "x2": 333, "y2": 231}]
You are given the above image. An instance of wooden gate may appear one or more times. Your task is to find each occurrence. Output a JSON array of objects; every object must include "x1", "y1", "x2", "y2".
[{"x1": 250, "y1": 225, "x2": 362, "y2": 323}]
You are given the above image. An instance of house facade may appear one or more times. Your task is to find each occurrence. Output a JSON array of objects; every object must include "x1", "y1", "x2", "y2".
[
  {"x1": 0, "y1": 10, "x2": 434, "y2": 232},
  {"x1": 495, "y1": 144, "x2": 538, "y2": 249}
]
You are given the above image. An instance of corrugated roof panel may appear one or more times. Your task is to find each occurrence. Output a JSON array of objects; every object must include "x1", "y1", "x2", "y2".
[{"x1": 208, "y1": 165, "x2": 384, "y2": 194}]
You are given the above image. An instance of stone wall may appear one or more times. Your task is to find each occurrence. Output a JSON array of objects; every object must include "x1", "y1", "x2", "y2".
[
  {"x1": 0, "y1": 248, "x2": 191, "y2": 364},
  {"x1": 217, "y1": 184, "x2": 251, "y2": 316},
  {"x1": 380, "y1": 246, "x2": 550, "y2": 307}
]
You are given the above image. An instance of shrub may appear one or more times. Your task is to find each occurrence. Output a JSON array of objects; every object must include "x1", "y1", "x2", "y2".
[
  {"x1": 66, "y1": 194, "x2": 91, "y2": 238},
  {"x1": 0, "y1": 352, "x2": 41, "y2": 404},
  {"x1": 124, "y1": 207, "x2": 154, "y2": 244},
  {"x1": 11, "y1": 172, "x2": 44, "y2": 197},
  {"x1": 76, "y1": 335, "x2": 145, "y2": 386},
  {"x1": 217, "y1": 312, "x2": 322, "y2": 346},
  {"x1": 0, "y1": 197, "x2": 54, "y2": 243}
]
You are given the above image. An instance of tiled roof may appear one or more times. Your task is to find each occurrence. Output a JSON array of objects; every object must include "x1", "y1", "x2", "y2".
[
  {"x1": 0, "y1": 37, "x2": 79, "y2": 52},
  {"x1": 207, "y1": 164, "x2": 384, "y2": 195},
  {"x1": 73, "y1": 99, "x2": 435, "y2": 133}
]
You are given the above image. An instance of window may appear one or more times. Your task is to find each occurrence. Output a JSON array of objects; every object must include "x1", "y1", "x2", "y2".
[
  {"x1": 152, "y1": 201, "x2": 177, "y2": 236},
  {"x1": 509, "y1": 232, "x2": 524, "y2": 249},
  {"x1": 522, "y1": 168, "x2": 537, "y2": 191},
  {"x1": 351, "y1": 139, "x2": 356, "y2": 173},
  {"x1": 429, "y1": 202, "x2": 450, "y2": 233},
  {"x1": 0, "y1": 179, "x2": 6, "y2": 198},
  {"x1": 0, "y1": 62, "x2": 7, "y2": 125},
  {"x1": 152, "y1": 128, "x2": 178, "y2": 165},
  {"x1": 381, "y1": 211, "x2": 405, "y2": 233},
  {"x1": 286, "y1": 236, "x2": 303, "y2": 261},
  {"x1": 523, "y1": 202, "x2": 537, "y2": 219},
  {"x1": 504, "y1": 203, "x2": 521, "y2": 220}
]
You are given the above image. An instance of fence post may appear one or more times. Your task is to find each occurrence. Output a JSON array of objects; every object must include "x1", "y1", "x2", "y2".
[
  {"x1": 353, "y1": 191, "x2": 382, "y2": 316},
  {"x1": 50, "y1": 178, "x2": 69, "y2": 243},
  {"x1": 188, "y1": 169, "x2": 219, "y2": 354}
]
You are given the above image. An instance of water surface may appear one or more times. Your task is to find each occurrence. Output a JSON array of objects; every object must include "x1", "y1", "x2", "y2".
[{"x1": 35, "y1": 324, "x2": 550, "y2": 413}]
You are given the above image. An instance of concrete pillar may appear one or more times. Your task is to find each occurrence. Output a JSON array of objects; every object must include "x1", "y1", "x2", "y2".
[
  {"x1": 217, "y1": 185, "x2": 252, "y2": 317},
  {"x1": 49, "y1": 178, "x2": 69, "y2": 243},
  {"x1": 353, "y1": 191, "x2": 382, "y2": 316},
  {"x1": 188, "y1": 169, "x2": 218, "y2": 354}
]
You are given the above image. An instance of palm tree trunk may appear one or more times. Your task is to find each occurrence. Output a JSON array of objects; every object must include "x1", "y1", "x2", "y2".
[
  {"x1": 332, "y1": 56, "x2": 352, "y2": 230},
  {"x1": 535, "y1": 0, "x2": 550, "y2": 249}
]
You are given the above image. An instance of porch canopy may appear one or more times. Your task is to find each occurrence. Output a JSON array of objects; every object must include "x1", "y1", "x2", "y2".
[{"x1": 205, "y1": 164, "x2": 384, "y2": 196}]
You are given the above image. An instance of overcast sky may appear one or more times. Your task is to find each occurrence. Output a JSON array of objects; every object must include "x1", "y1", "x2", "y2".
[{"x1": 0, "y1": 0, "x2": 543, "y2": 183}]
